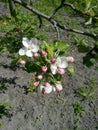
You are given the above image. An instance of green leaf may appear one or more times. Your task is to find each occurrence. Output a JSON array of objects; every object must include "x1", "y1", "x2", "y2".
[
  {"x1": 56, "y1": 41, "x2": 69, "y2": 52},
  {"x1": 54, "y1": 74, "x2": 62, "y2": 81},
  {"x1": 85, "y1": 0, "x2": 91, "y2": 11},
  {"x1": 25, "y1": 61, "x2": 41, "y2": 73},
  {"x1": 43, "y1": 41, "x2": 54, "y2": 57},
  {"x1": 67, "y1": 65, "x2": 74, "y2": 76},
  {"x1": 89, "y1": 8, "x2": 95, "y2": 16},
  {"x1": 78, "y1": 45, "x2": 89, "y2": 53},
  {"x1": 85, "y1": 17, "x2": 92, "y2": 25},
  {"x1": 83, "y1": 56, "x2": 95, "y2": 67}
]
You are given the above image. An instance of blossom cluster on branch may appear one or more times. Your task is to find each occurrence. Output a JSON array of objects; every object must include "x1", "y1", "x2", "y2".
[{"x1": 18, "y1": 37, "x2": 74, "y2": 94}]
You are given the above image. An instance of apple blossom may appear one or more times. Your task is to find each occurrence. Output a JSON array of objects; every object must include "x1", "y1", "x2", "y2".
[
  {"x1": 18, "y1": 37, "x2": 74, "y2": 94},
  {"x1": 45, "y1": 85, "x2": 53, "y2": 94},
  {"x1": 50, "y1": 56, "x2": 68, "y2": 75},
  {"x1": 40, "y1": 84, "x2": 53, "y2": 94},
  {"x1": 19, "y1": 37, "x2": 39, "y2": 57},
  {"x1": 41, "y1": 66, "x2": 47, "y2": 72}
]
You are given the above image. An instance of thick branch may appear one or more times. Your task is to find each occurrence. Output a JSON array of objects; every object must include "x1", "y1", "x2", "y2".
[
  {"x1": 13, "y1": 0, "x2": 98, "y2": 39},
  {"x1": 13, "y1": 0, "x2": 50, "y2": 20},
  {"x1": 50, "y1": 19, "x2": 98, "y2": 39}
]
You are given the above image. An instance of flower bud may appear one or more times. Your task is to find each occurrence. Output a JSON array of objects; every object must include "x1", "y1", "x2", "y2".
[
  {"x1": 67, "y1": 56, "x2": 74, "y2": 63},
  {"x1": 41, "y1": 50, "x2": 47, "y2": 57},
  {"x1": 41, "y1": 66, "x2": 47, "y2": 72},
  {"x1": 55, "y1": 84, "x2": 63, "y2": 91},
  {"x1": 45, "y1": 82, "x2": 50, "y2": 87},
  {"x1": 33, "y1": 82, "x2": 39, "y2": 87},
  {"x1": 57, "y1": 68, "x2": 65, "y2": 75},
  {"x1": 33, "y1": 52, "x2": 39, "y2": 58},
  {"x1": 51, "y1": 58, "x2": 56, "y2": 64},
  {"x1": 20, "y1": 60, "x2": 26, "y2": 65},
  {"x1": 37, "y1": 74, "x2": 43, "y2": 80}
]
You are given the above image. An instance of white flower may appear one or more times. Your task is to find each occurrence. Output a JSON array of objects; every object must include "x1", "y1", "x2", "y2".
[
  {"x1": 19, "y1": 37, "x2": 39, "y2": 57},
  {"x1": 40, "y1": 85, "x2": 53, "y2": 94},
  {"x1": 50, "y1": 56, "x2": 68, "y2": 74}
]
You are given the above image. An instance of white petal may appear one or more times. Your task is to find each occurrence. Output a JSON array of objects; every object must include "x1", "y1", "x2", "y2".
[
  {"x1": 45, "y1": 86, "x2": 53, "y2": 94},
  {"x1": 18, "y1": 47, "x2": 26, "y2": 56},
  {"x1": 31, "y1": 44, "x2": 39, "y2": 52},
  {"x1": 26, "y1": 50, "x2": 33, "y2": 57},
  {"x1": 59, "y1": 61, "x2": 68, "y2": 68},
  {"x1": 30, "y1": 38, "x2": 38, "y2": 45},
  {"x1": 53, "y1": 87, "x2": 56, "y2": 92},
  {"x1": 58, "y1": 57, "x2": 68, "y2": 68},
  {"x1": 22, "y1": 37, "x2": 29, "y2": 48},
  {"x1": 50, "y1": 64, "x2": 57, "y2": 75},
  {"x1": 56, "y1": 57, "x2": 61, "y2": 63}
]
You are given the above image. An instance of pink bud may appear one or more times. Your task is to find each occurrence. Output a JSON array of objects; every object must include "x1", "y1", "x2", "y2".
[
  {"x1": 41, "y1": 50, "x2": 47, "y2": 57},
  {"x1": 57, "y1": 68, "x2": 65, "y2": 75},
  {"x1": 33, "y1": 52, "x2": 39, "y2": 58},
  {"x1": 55, "y1": 84, "x2": 63, "y2": 91},
  {"x1": 33, "y1": 82, "x2": 39, "y2": 87},
  {"x1": 67, "y1": 56, "x2": 74, "y2": 63},
  {"x1": 51, "y1": 58, "x2": 56, "y2": 64},
  {"x1": 20, "y1": 60, "x2": 26, "y2": 65},
  {"x1": 37, "y1": 74, "x2": 43, "y2": 80},
  {"x1": 41, "y1": 66, "x2": 47, "y2": 72},
  {"x1": 45, "y1": 82, "x2": 50, "y2": 87}
]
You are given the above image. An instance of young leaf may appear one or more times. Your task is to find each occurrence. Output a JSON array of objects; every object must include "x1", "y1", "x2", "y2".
[
  {"x1": 85, "y1": 0, "x2": 91, "y2": 11},
  {"x1": 67, "y1": 65, "x2": 74, "y2": 76},
  {"x1": 43, "y1": 41, "x2": 54, "y2": 57},
  {"x1": 56, "y1": 41, "x2": 69, "y2": 52},
  {"x1": 89, "y1": 8, "x2": 95, "y2": 16},
  {"x1": 85, "y1": 17, "x2": 92, "y2": 25}
]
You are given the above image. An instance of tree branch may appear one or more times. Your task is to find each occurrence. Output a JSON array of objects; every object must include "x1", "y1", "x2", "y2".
[
  {"x1": 13, "y1": 0, "x2": 98, "y2": 39},
  {"x1": 14, "y1": 0, "x2": 50, "y2": 20}
]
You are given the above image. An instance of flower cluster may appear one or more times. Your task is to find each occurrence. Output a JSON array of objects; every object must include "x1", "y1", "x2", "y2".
[{"x1": 18, "y1": 37, "x2": 74, "y2": 94}]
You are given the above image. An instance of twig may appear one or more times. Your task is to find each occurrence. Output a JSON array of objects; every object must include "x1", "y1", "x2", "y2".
[
  {"x1": 53, "y1": 21, "x2": 60, "y2": 41},
  {"x1": 13, "y1": 0, "x2": 98, "y2": 39},
  {"x1": 37, "y1": 15, "x2": 43, "y2": 28},
  {"x1": 50, "y1": 0, "x2": 66, "y2": 19},
  {"x1": 8, "y1": 0, "x2": 16, "y2": 17},
  {"x1": 64, "y1": 2, "x2": 97, "y2": 19}
]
